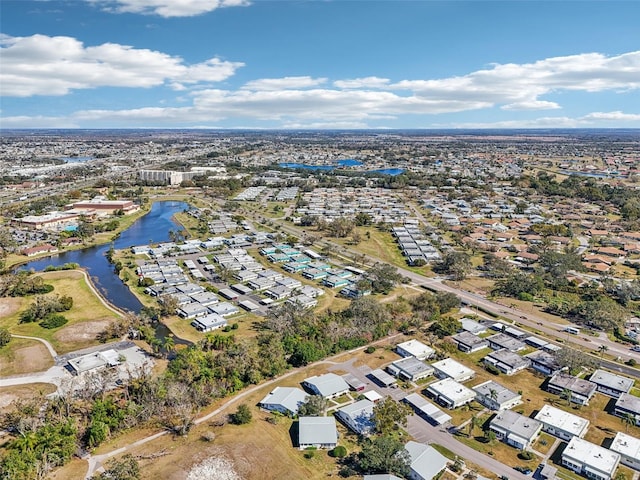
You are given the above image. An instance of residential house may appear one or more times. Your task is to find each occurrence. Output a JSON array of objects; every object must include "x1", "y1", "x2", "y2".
[
  {"x1": 452, "y1": 331, "x2": 489, "y2": 353},
  {"x1": 404, "y1": 441, "x2": 449, "y2": 480},
  {"x1": 335, "y1": 399, "x2": 376, "y2": 435},
  {"x1": 525, "y1": 350, "x2": 563, "y2": 376},
  {"x1": 425, "y1": 378, "x2": 476, "y2": 409},
  {"x1": 534, "y1": 405, "x2": 590, "y2": 441},
  {"x1": 298, "y1": 417, "x2": 338, "y2": 450},
  {"x1": 561, "y1": 437, "x2": 621, "y2": 480},
  {"x1": 259, "y1": 386, "x2": 308, "y2": 416},
  {"x1": 302, "y1": 373, "x2": 350, "y2": 399},
  {"x1": 610, "y1": 432, "x2": 640, "y2": 471},
  {"x1": 396, "y1": 339, "x2": 435, "y2": 361},
  {"x1": 473, "y1": 380, "x2": 522, "y2": 411},
  {"x1": 489, "y1": 410, "x2": 542, "y2": 450},
  {"x1": 487, "y1": 333, "x2": 526, "y2": 352},
  {"x1": 547, "y1": 373, "x2": 597, "y2": 406},
  {"x1": 190, "y1": 314, "x2": 227, "y2": 332},
  {"x1": 614, "y1": 393, "x2": 640, "y2": 426},
  {"x1": 590, "y1": 369, "x2": 634, "y2": 398},
  {"x1": 483, "y1": 349, "x2": 530, "y2": 375},
  {"x1": 431, "y1": 358, "x2": 475, "y2": 382},
  {"x1": 387, "y1": 357, "x2": 434, "y2": 382}
]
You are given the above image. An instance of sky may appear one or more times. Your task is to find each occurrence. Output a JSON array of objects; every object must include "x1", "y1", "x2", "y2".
[{"x1": 1, "y1": 0, "x2": 639, "y2": 129}]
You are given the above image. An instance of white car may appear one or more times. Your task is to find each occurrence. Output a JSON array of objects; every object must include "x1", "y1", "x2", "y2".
[{"x1": 630, "y1": 345, "x2": 640, "y2": 352}]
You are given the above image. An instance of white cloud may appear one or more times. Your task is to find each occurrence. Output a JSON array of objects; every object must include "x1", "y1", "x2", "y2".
[
  {"x1": 501, "y1": 100, "x2": 561, "y2": 111},
  {"x1": 87, "y1": 0, "x2": 249, "y2": 17},
  {"x1": 333, "y1": 77, "x2": 390, "y2": 89},
  {"x1": 391, "y1": 51, "x2": 640, "y2": 110},
  {"x1": 582, "y1": 111, "x2": 640, "y2": 121},
  {"x1": 0, "y1": 34, "x2": 243, "y2": 96},
  {"x1": 241, "y1": 76, "x2": 327, "y2": 91}
]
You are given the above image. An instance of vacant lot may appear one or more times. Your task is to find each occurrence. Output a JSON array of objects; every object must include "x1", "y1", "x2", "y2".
[
  {"x1": 0, "y1": 270, "x2": 120, "y2": 354},
  {"x1": 0, "y1": 337, "x2": 53, "y2": 376}
]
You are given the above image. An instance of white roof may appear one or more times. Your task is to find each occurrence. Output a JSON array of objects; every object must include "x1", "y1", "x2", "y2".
[
  {"x1": 427, "y1": 378, "x2": 476, "y2": 403},
  {"x1": 534, "y1": 404, "x2": 589, "y2": 437},
  {"x1": 405, "y1": 441, "x2": 449, "y2": 480},
  {"x1": 363, "y1": 390, "x2": 383, "y2": 402},
  {"x1": 403, "y1": 393, "x2": 452, "y2": 425},
  {"x1": 563, "y1": 437, "x2": 621, "y2": 476},
  {"x1": 611, "y1": 432, "x2": 640, "y2": 461},
  {"x1": 298, "y1": 416, "x2": 337, "y2": 446},
  {"x1": 303, "y1": 373, "x2": 349, "y2": 397},
  {"x1": 259, "y1": 386, "x2": 307, "y2": 415},
  {"x1": 431, "y1": 358, "x2": 475, "y2": 380},
  {"x1": 590, "y1": 369, "x2": 634, "y2": 393},
  {"x1": 396, "y1": 339, "x2": 434, "y2": 358}
]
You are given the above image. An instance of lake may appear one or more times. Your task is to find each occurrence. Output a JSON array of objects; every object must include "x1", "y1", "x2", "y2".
[{"x1": 19, "y1": 201, "x2": 189, "y2": 313}]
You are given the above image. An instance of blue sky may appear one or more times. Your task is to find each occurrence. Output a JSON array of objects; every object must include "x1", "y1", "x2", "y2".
[{"x1": 1, "y1": 0, "x2": 639, "y2": 129}]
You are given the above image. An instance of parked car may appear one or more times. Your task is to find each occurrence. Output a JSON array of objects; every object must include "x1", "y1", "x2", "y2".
[
  {"x1": 630, "y1": 345, "x2": 640, "y2": 352},
  {"x1": 514, "y1": 466, "x2": 532, "y2": 475}
]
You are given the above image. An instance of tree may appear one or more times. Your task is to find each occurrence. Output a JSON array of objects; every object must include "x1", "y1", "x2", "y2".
[
  {"x1": 372, "y1": 397, "x2": 411, "y2": 435},
  {"x1": 298, "y1": 395, "x2": 328, "y2": 417},
  {"x1": 231, "y1": 404, "x2": 252, "y2": 425},
  {"x1": 355, "y1": 212, "x2": 373, "y2": 226},
  {"x1": 621, "y1": 412, "x2": 636, "y2": 432},
  {"x1": 553, "y1": 347, "x2": 597, "y2": 375},
  {"x1": 468, "y1": 414, "x2": 482, "y2": 438},
  {"x1": 91, "y1": 454, "x2": 141, "y2": 480},
  {"x1": 598, "y1": 345, "x2": 609, "y2": 357},
  {"x1": 356, "y1": 435, "x2": 411, "y2": 477},
  {"x1": 159, "y1": 295, "x2": 179, "y2": 317},
  {"x1": 433, "y1": 251, "x2": 472, "y2": 281},
  {"x1": 561, "y1": 388, "x2": 573, "y2": 407},
  {"x1": 366, "y1": 262, "x2": 403, "y2": 294},
  {"x1": 0, "y1": 327, "x2": 11, "y2": 347},
  {"x1": 428, "y1": 316, "x2": 462, "y2": 338}
]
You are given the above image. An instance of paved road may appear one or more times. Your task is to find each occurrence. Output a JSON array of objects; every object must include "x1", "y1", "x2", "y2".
[
  {"x1": 406, "y1": 414, "x2": 530, "y2": 480},
  {"x1": 264, "y1": 218, "x2": 640, "y2": 379}
]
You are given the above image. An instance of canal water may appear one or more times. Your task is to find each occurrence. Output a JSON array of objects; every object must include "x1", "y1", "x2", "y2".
[{"x1": 19, "y1": 201, "x2": 189, "y2": 313}]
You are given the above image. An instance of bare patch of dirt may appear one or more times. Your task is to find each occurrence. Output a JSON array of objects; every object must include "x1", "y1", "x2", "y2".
[
  {"x1": 0, "y1": 297, "x2": 22, "y2": 318},
  {"x1": 15, "y1": 344, "x2": 52, "y2": 373},
  {"x1": 53, "y1": 319, "x2": 112, "y2": 344},
  {"x1": 0, "y1": 343, "x2": 52, "y2": 376}
]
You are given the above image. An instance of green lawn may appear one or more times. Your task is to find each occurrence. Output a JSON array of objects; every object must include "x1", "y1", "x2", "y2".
[{"x1": 0, "y1": 270, "x2": 120, "y2": 353}]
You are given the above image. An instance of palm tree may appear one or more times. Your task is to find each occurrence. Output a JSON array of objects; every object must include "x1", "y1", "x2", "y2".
[
  {"x1": 469, "y1": 415, "x2": 482, "y2": 438},
  {"x1": 561, "y1": 388, "x2": 573, "y2": 407},
  {"x1": 598, "y1": 345, "x2": 609, "y2": 357},
  {"x1": 163, "y1": 336, "x2": 175, "y2": 358},
  {"x1": 489, "y1": 388, "x2": 499, "y2": 407},
  {"x1": 621, "y1": 412, "x2": 636, "y2": 432}
]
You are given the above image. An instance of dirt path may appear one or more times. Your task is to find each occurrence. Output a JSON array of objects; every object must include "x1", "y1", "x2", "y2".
[{"x1": 11, "y1": 334, "x2": 58, "y2": 358}]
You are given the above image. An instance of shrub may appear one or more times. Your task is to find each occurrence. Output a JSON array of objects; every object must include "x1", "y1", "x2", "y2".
[
  {"x1": 485, "y1": 363, "x2": 501, "y2": 375},
  {"x1": 330, "y1": 445, "x2": 347, "y2": 458},
  {"x1": 365, "y1": 346, "x2": 376, "y2": 354},
  {"x1": 303, "y1": 447, "x2": 316, "y2": 459},
  {"x1": 230, "y1": 404, "x2": 252, "y2": 425},
  {"x1": 39, "y1": 314, "x2": 68, "y2": 329},
  {"x1": 627, "y1": 358, "x2": 637, "y2": 367},
  {"x1": 0, "y1": 328, "x2": 11, "y2": 347},
  {"x1": 231, "y1": 323, "x2": 239, "y2": 330},
  {"x1": 518, "y1": 450, "x2": 534, "y2": 460}
]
